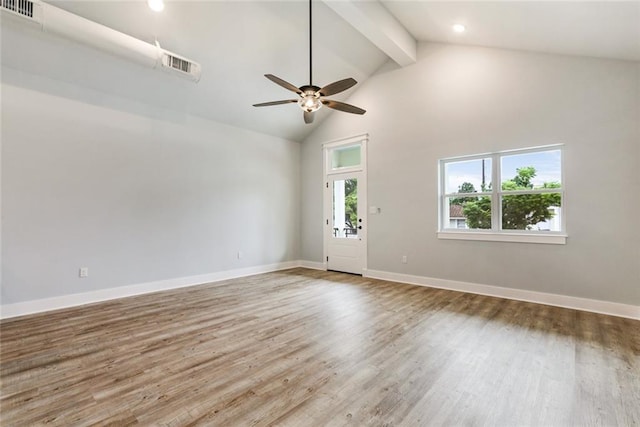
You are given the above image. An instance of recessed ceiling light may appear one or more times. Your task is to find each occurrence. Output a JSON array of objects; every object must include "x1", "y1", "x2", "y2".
[
  {"x1": 452, "y1": 24, "x2": 466, "y2": 33},
  {"x1": 148, "y1": 0, "x2": 164, "y2": 12}
]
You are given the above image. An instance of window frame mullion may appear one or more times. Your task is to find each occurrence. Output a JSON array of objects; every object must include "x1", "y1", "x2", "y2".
[{"x1": 491, "y1": 153, "x2": 500, "y2": 231}]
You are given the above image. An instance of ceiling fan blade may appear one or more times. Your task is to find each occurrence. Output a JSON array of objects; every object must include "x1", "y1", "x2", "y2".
[
  {"x1": 318, "y1": 78, "x2": 357, "y2": 97},
  {"x1": 322, "y1": 99, "x2": 366, "y2": 115},
  {"x1": 253, "y1": 100, "x2": 298, "y2": 107},
  {"x1": 304, "y1": 111, "x2": 315, "y2": 124},
  {"x1": 265, "y1": 74, "x2": 302, "y2": 94}
]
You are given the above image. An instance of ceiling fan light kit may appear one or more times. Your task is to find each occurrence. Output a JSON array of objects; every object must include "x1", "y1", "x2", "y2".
[
  {"x1": 299, "y1": 88, "x2": 322, "y2": 113},
  {"x1": 253, "y1": 0, "x2": 366, "y2": 124}
]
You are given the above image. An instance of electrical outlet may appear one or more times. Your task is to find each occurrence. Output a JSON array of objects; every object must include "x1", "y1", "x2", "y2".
[
  {"x1": 401, "y1": 255, "x2": 407, "y2": 264},
  {"x1": 79, "y1": 267, "x2": 89, "y2": 278}
]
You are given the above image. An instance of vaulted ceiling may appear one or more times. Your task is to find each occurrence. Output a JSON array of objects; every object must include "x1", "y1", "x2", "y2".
[{"x1": 2, "y1": 1, "x2": 639, "y2": 142}]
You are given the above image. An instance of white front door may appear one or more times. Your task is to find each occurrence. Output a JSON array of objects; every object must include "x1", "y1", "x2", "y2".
[{"x1": 326, "y1": 171, "x2": 365, "y2": 275}]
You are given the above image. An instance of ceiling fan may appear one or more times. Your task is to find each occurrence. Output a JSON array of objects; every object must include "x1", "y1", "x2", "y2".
[{"x1": 252, "y1": 0, "x2": 366, "y2": 124}]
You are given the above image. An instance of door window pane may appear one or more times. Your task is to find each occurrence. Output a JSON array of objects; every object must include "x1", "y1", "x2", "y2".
[
  {"x1": 333, "y1": 178, "x2": 358, "y2": 238},
  {"x1": 330, "y1": 145, "x2": 361, "y2": 170}
]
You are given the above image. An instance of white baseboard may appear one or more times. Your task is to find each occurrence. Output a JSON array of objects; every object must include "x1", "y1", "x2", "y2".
[
  {"x1": 299, "y1": 260, "x2": 325, "y2": 270},
  {"x1": 0, "y1": 260, "x2": 301, "y2": 320},
  {"x1": 365, "y1": 269, "x2": 639, "y2": 320},
  {"x1": 4, "y1": 262, "x2": 637, "y2": 321}
]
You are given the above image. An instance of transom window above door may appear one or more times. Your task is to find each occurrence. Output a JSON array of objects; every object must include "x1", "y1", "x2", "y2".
[
  {"x1": 325, "y1": 135, "x2": 367, "y2": 175},
  {"x1": 328, "y1": 144, "x2": 361, "y2": 171}
]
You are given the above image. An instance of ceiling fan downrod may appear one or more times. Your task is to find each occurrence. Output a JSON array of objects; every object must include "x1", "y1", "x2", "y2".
[{"x1": 309, "y1": 0, "x2": 313, "y2": 87}]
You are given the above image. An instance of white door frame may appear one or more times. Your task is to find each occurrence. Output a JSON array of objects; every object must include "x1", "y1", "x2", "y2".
[{"x1": 323, "y1": 134, "x2": 368, "y2": 274}]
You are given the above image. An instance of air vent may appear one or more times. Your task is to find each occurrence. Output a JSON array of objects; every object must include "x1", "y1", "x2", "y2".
[
  {"x1": 168, "y1": 55, "x2": 191, "y2": 73},
  {"x1": 160, "y1": 52, "x2": 201, "y2": 81},
  {"x1": 2, "y1": 0, "x2": 35, "y2": 19},
  {"x1": 1, "y1": 0, "x2": 42, "y2": 23}
]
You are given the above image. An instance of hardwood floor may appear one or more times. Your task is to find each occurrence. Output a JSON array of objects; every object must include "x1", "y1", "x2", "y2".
[{"x1": 1, "y1": 268, "x2": 638, "y2": 426}]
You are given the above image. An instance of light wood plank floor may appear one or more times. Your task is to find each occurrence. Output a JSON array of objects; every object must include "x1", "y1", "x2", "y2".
[{"x1": 1, "y1": 268, "x2": 638, "y2": 426}]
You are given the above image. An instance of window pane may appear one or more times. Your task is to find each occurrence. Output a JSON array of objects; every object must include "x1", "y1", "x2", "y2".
[
  {"x1": 501, "y1": 193, "x2": 562, "y2": 231},
  {"x1": 444, "y1": 158, "x2": 492, "y2": 194},
  {"x1": 445, "y1": 196, "x2": 492, "y2": 230},
  {"x1": 331, "y1": 145, "x2": 361, "y2": 170},
  {"x1": 333, "y1": 178, "x2": 358, "y2": 238},
  {"x1": 501, "y1": 150, "x2": 561, "y2": 190}
]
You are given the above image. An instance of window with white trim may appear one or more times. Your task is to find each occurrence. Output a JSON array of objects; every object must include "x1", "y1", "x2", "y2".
[{"x1": 438, "y1": 146, "x2": 565, "y2": 244}]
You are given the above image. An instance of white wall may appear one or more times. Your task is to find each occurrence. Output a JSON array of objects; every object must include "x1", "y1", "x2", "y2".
[
  {"x1": 1, "y1": 72, "x2": 301, "y2": 305},
  {"x1": 302, "y1": 43, "x2": 640, "y2": 305}
]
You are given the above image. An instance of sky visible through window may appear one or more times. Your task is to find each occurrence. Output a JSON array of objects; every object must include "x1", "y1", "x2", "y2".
[{"x1": 446, "y1": 149, "x2": 561, "y2": 193}]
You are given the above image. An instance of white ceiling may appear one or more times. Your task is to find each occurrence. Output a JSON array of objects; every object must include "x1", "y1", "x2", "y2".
[
  {"x1": 2, "y1": 1, "x2": 639, "y2": 142},
  {"x1": 382, "y1": 1, "x2": 640, "y2": 62}
]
